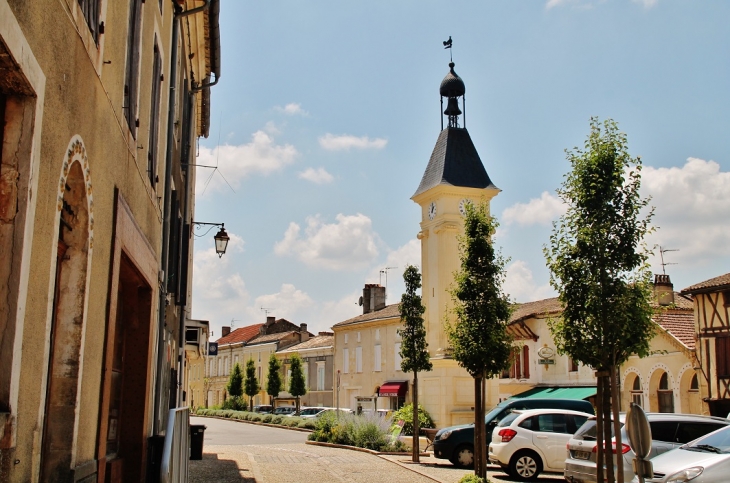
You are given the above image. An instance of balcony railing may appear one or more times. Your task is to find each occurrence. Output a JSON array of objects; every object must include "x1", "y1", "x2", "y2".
[{"x1": 161, "y1": 407, "x2": 190, "y2": 483}]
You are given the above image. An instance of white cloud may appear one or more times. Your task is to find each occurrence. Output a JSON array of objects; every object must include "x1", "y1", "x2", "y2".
[
  {"x1": 274, "y1": 213, "x2": 381, "y2": 270},
  {"x1": 632, "y1": 0, "x2": 657, "y2": 8},
  {"x1": 504, "y1": 260, "x2": 555, "y2": 303},
  {"x1": 299, "y1": 167, "x2": 334, "y2": 184},
  {"x1": 643, "y1": 157, "x2": 730, "y2": 264},
  {"x1": 502, "y1": 191, "x2": 566, "y2": 226},
  {"x1": 275, "y1": 103, "x2": 308, "y2": 116},
  {"x1": 318, "y1": 133, "x2": 388, "y2": 151},
  {"x1": 195, "y1": 130, "x2": 298, "y2": 195},
  {"x1": 247, "y1": 283, "x2": 315, "y2": 321}
]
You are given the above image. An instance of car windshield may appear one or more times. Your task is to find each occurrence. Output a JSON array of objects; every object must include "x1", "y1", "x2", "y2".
[
  {"x1": 485, "y1": 407, "x2": 509, "y2": 425},
  {"x1": 575, "y1": 419, "x2": 622, "y2": 441},
  {"x1": 301, "y1": 408, "x2": 321, "y2": 415},
  {"x1": 683, "y1": 426, "x2": 730, "y2": 454}
]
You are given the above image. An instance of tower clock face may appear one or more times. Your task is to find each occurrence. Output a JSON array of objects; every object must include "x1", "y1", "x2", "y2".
[
  {"x1": 459, "y1": 199, "x2": 471, "y2": 216},
  {"x1": 428, "y1": 202, "x2": 437, "y2": 220}
]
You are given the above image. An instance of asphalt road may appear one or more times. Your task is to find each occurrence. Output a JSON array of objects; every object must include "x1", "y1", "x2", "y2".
[{"x1": 189, "y1": 416, "x2": 565, "y2": 482}]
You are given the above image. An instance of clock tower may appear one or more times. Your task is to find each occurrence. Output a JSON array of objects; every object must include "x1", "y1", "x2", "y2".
[{"x1": 411, "y1": 60, "x2": 500, "y2": 426}]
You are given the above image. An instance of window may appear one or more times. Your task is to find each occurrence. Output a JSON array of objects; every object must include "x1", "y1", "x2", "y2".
[
  {"x1": 317, "y1": 362, "x2": 325, "y2": 391},
  {"x1": 124, "y1": 0, "x2": 143, "y2": 137},
  {"x1": 631, "y1": 375, "x2": 643, "y2": 407},
  {"x1": 534, "y1": 414, "x2": 568, "y2": 433},
  {"x1": 649, "y1": 421, "x2": 678, "y2": 443},
  {"x1": 344, "y1": 334, "x2": 348, "y2": 344},
  {"x1": 658, "y1": 372, "x2": 674, "y2": 413},
  {"x1": 355, "y1": 347, "x2": 362, "y2": 373},
  {"x1": 723, "y1": 290, "x2": 730, "y2": 307},
  {"x1": 503, "y1": 346, "x2": 529, "y2": 379},
  {"x1": 689, "y1": 374, "x2": 699, "y2": 391},
  {"x1": 303, "y1": 362, "x2": 309, "y2": 388},
  {"x1": 147, "y1": 39, "x2": 162, "y2": 186},
  {"x1": 568, "y1": 357, "x2": 579, "y2": 372},
  {"x1": 374, "y1": 345, "x2": 382, "y2": 372},
  {"x1": 77, "y1": 0, "x2": 101, "y2": 43},
  {"x1": 343, "y1": 348, "x2": 349, "y2": 374},
  {"x1": 357, "y1": 332, "x2": 361, "y2": 342},
  {"x1": 375, "y1": 329, "x2": 380, "y2": 341},
  {"x1": 717, "y1": 337, "x2": 730, "y2": 377},
  {"x1": 394, "y1": 342, "x2": 402, "y2": 371}
]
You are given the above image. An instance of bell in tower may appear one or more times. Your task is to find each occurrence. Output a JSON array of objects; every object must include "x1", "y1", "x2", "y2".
[{"x1": 440, "y1": 62, "x2": 466, "y2": 129}]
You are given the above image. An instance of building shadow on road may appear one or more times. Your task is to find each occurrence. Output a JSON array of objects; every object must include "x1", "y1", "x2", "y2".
[{"x1": 189, "y1": 453, "x2": 257, "y2": 483}]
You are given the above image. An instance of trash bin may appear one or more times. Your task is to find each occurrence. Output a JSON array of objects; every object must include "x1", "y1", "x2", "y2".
[{"x1": 190, "y1": 425, "x2": 206, "y2": 460}]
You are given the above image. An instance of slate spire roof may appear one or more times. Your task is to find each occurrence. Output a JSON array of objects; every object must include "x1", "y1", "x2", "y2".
[{"x1": 413, "y1": 127, "x2": 497, "y2": 197}]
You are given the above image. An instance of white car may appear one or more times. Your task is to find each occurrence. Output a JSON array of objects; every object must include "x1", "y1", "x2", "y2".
[{"x1": 489, "y1": 408, "x2": 592, "y2": 481}]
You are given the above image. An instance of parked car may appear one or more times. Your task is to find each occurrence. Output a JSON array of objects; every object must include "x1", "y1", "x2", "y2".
[
  {"x1": 273, "y1": 406, "x2": 296, "y2": 415},
  {"x1": 296, "y1": 407, "x2": 328, "y2": 418},
  {"x1": 433, "y1": 398, "x2": 595, "y2": 468},
  {"x1": 489, "y1": 408, "x2": 593, "y2": 480},
  {"x1": 634, "y1": 424, "x2": 730, "y2": 483},
  {"x1": 565, "y1": 412, "x2": 730, "y2": 483},
  {"x1": 252, "y1": 405, "x2": 273, "y2": 414},
  {"x1": 315, "y1": 408, "x2": 352, "y2": 418}
]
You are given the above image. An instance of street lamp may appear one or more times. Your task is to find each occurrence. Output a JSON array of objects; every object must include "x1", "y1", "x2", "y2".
[{"x1": 192, "y1": 221, "x2": 229, "y2": 258}]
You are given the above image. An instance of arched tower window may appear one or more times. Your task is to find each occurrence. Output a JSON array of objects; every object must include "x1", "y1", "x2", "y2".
[
  {"x1": 631, "y1": 374, "x2": 643, "y2": 407},
  {"x1": 658, "y1": 372, "x2": 674, "y2": 413}
]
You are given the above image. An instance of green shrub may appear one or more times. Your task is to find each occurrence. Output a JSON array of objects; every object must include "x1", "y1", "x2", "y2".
[
  {"x1": 298, "y1": 419, "x2": 316, "y2": 429},
  {"x1": 390, "y1": 403, "x2": 434, "y2": 436},
  {"x1": 251, "y1": 414, "x2": 263, "y2": 422},
  {"x1": 458, "y1": 475, "x2": 489, "y2": 483},
  {"x1": 262, "y1": 414, "x2": 273, "y2": 423},
  {"x1": 271, "y1": 415, "x2": 283, "y2": 424},
  {"x1": 222, "y1": 396, "x2": 246, "y2": 411}
]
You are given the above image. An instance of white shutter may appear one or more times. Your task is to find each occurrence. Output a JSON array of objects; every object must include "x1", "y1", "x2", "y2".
[
  {"x1": 356, "y1": 346, "x2": 363, "y2": 373},
  {"x1": 394, "y1": 342, "x2": 402, "y2": 371},
  {"x1": 374, "y1": 345, "x2": 382, "y2": 372},
  {"x1": 343, "y1": 348, "x2": 349, "y2": 374}
]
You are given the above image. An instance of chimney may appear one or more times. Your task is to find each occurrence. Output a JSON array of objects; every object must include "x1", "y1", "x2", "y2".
[
  {"x1": 222, "y1": 326, "x2": 231, "y2": 337},
  {"x1": 300, "y1": 323, "x2": 309, "y2": 342},
  {"x1": 261, "y1": 316, "x2": 275, "y2": 335},
  {"x1": 654, "y1": 274, "x2": 674, "y2": 306},
  {"x1": 362, "y1": 284, "x2": 386, "y2": 314}
]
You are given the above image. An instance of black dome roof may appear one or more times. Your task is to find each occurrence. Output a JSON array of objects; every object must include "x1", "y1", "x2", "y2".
[{"x1": 439, "y1": 62, "x2": 465, "y2": 98}]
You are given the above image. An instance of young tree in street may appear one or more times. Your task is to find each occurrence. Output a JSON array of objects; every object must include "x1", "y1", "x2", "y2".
[
  {"x1": 243, "y1": 359, "x2": 260, "y2": 412},
  {"x1": 227, "y1": 362, "x2": 243, "y2": 407},
  {"x1": 398, "y1": 264, "x2": 432, "y2": 463},
  {"x1": 288, "y1": 353, "x2": 307, "y2": 415},
  {"x1": 545, "y1": 117, "x2": 655, "y2": 483},
  {"x1": 266, "y1": 352, "x2": 282, "y2": 403},
  {"x1": 447, "y1": 201, "x2": 513, "y2": 480}
]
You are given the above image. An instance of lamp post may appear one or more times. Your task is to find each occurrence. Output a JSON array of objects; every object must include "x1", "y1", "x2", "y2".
[{"x1": 192, "y1": 221, "x2": 230, "y2": 257}]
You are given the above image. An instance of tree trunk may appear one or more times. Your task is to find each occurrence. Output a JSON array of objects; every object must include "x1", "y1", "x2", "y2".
[
  {"x1": 474, "y1": 376, "x2": 486, "y2": 479},
  {"x1": 481, "y1": 375, "x2": 488, "y2": 481},
  {"x1": 603, "y1": 375, "x2": 616, "y2": 483},
  {"x1": 413, "y1": 372, "x2": 420, "y2": 462},
  {"x1": 611, "y1": 365, "x2": 624, "y2": 483},
  {"x1": 596, "y1": 373, "x2": 605, "y2": 483}
]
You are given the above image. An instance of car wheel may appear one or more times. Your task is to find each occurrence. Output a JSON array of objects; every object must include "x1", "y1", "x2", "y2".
[
  {"x1": 451, "y1": 444, "x2": 475, "y2": 468},
  {"x1": 509, "y1": 450, "x2": 542, "y2": 481}
]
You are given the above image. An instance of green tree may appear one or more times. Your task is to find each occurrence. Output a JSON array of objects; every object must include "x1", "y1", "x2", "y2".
[
  {"x1": 288, "y1": 353, "x2": 307, "y2": 415},
  {"x1": 398, "y1": 265, "x2": 432, "y2": 462},
  {"x1": 447, "y1": 201, "x2": 513, "y2": 480},
  {"x1": 266, "y1": 353, "x2": 282, "y2": 402},
  {"x1": 227, "y1": 362, "x2": 243, "y2": 403},
  {"x1": 243, "y1": 359, "x2": 260, "y2": 412},
  {"x1": 544, "y1": 117, "x2": 655, "y2": 483}
]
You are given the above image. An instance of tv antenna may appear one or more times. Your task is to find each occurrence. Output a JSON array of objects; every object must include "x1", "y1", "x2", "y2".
[
  {"x1": 380, "y1": 266, "x2": 398, "y2": 301},
  {"x1": 230, "y1": 318, "x2": 241, "y2": 328},
  {"x1": 659, "y1": 246, "x2": 679, "y2": 275},
  {"x1": 260, "y1": 307, "x2": 275, "y2": 317}
]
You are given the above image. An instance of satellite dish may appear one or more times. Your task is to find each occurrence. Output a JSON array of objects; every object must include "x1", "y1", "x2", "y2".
[{"x1": 358, "y1": 296, "x2": 363, "y2": 306}]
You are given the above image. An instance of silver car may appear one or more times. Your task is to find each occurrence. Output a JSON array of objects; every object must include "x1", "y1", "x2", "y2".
[
  {"x1": 565, "y1": 413, "x2": 730, "y2": 483},
  {"x1": 636, "y1": 424, "x2": 730, "y2": 483}
]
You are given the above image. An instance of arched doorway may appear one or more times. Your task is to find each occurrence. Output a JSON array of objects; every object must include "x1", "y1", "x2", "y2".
[{"x1": 40, "y1": 144, "x2": 92, "y2": 482}]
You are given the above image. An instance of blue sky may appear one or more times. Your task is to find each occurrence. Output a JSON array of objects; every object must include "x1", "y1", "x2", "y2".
[{"x1": 191, "y1": 0, "x2": 730, "y2": 338}]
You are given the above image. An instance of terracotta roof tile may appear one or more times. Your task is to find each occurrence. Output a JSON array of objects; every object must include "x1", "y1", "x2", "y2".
[
  {"x1": 248, "y1": 331, "x2": 299, "y2": 345},
  {"x1": 278, "y1": 334, "x2": 334, "y2": 353},
  {"x1": 682, "y1": 273, "x2": 730, "y2": 294},
  {"x1": 509, "y1": 298, "x2": 563, "y2": 324},
  {"x1": 215, "y1": 324, "x2": 263, "y2": 345},
  {"x1": 654, "y1": 310, "x2": 696, "y2": 350},
  {"x1": 332, "y1": 304, "x2": 401, "y2": 328}
]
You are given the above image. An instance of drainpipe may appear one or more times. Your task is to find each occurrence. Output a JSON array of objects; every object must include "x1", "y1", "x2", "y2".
[{"x1": 154, "y1": 0, "x2": 213, "y2": 434}]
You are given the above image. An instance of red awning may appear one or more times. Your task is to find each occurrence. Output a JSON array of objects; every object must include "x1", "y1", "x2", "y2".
[{"x1": 378, "y1": 381, "x2": 408, "y2": 398}]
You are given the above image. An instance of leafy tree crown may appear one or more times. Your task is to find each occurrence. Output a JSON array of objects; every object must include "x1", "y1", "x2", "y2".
[
  {"x1": 227, "y1": 362, "x2": 243, "y2": 397},
  {"x1": 266, "y1": 352, "x2": 282, "y2": 398},
  {"x1": 398, "y1": 265, "x2": 432, "y2": 374},
  {"x1": 544, "y1": 117, "x2": 655, "y2": 369},
  {"x1": 243, "y1": 359, "x2": 260, "y2": 398},
  {"x1": 447, "y1": 201, "x2": 513, "y2": 378},
  {"x1": 288, "y1": 353, "x2": 307, "y2": 398}
]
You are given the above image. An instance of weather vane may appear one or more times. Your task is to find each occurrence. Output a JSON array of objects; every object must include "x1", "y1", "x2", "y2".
[{"x1": 443, "y1": 35, "x2": 453, "y2": 62}]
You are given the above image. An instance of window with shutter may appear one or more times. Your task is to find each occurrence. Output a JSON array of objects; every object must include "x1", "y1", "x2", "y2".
[{"x1": 124, "y1": 0, "x2": 143, "y2": 137}]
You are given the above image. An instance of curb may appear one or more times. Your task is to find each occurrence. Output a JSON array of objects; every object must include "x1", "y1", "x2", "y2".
[
  {"x1": 305, "y1": 441, "x2": 444, "y2": 483},
  {"x1": 192, "y1": 414, "x2": 314, "y2": 433}
]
